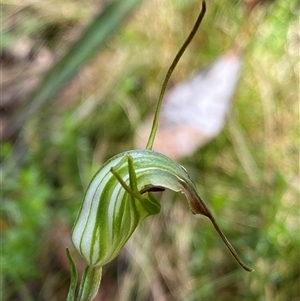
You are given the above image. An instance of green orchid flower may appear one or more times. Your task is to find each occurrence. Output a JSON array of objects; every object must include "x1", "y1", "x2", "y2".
[{"x1": 68, "y1": 2, "x2": 253, "y2": 300}]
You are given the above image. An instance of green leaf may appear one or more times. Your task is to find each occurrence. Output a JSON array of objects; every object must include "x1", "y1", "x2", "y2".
[{"x1": 66, "y1": 248, "x2": 78, "y2": 301}]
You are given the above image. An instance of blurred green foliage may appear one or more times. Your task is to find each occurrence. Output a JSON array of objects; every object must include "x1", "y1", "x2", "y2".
[{"x1": 1, "y1": 0, "x2": 299, "y2": 300}]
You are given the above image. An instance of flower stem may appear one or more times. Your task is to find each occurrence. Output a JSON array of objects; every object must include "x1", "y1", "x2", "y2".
[{"x1": 77, "y1": 265, "x2": 102, "y2": 301}]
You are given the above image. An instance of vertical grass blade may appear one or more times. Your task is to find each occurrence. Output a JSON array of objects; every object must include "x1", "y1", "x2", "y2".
[{"x1": 5, "y1": 0, "x2": 143, "y2": 138}]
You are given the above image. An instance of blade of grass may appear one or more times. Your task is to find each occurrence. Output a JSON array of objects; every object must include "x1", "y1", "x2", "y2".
[{"x1": 5, "y1": 0, "x2": 143, "y2": 139}]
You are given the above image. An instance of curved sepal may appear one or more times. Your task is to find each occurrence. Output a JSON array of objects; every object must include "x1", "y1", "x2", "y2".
[{"x1": 72, "y1": 150, "x2": 253, "y2": 271}]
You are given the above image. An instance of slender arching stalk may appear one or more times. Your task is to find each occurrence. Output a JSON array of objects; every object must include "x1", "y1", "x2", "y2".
[{"x1": 146, "y1": 1, "x2": 206, "y2": 150}]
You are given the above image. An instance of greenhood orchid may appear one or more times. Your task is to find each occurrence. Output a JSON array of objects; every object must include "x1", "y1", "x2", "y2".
[{"x1": 68, "y1": 2, "x2": 253, "y2": 301}]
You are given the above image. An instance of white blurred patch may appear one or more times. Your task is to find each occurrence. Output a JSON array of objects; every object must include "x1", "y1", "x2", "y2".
[{"x1": 135, "y1": 48, "x2": 243, "y2": 159}]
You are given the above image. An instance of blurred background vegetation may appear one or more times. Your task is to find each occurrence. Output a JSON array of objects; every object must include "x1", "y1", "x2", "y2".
[{"x1": 1, "y1": 0, "x2": 299, "y2": 300}]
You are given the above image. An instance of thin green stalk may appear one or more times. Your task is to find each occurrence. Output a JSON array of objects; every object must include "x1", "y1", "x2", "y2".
[
  {"x1": 77, "y1": 266, "x2": 102, "y2": 301},
  {"x1": 146, "y1": 1, "x2": 206, "y2": 150}
]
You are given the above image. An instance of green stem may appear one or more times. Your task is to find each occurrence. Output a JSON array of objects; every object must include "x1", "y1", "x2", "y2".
[
  {"x1": 77, "y1": 265, "x2": 102, "y2": 301},
  {"x1": 145, "y1": 1, "x2": 206, "y2": 150}
]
